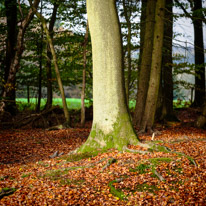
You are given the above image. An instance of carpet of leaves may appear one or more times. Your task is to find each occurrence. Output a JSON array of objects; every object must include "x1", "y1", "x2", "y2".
[{"x1": 0, "y1": 112, "x2": 206, "y2": 205}]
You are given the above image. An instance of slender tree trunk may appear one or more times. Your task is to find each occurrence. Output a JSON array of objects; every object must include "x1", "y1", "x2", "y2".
[
  {"x1": 133, "y1": 0, "x2": 156, "y2": 127},
  {"x1": 27, "y1": 85, "x2": 30, "y2": 103},
  {"x1": 79, "y1": 0, "x2": 139, "y2": 153},
  {"x1": 33, "y1": 8, "x2": 70, "y2": 126},
  {"x1": 123, "y1": 0, "x2": 132, "y2": 105},
  {"x1": 192, "y1": 0, "x2": 205, "y2": 106},
  {"x1": 0, "y1": 0, "x2": 40, "y2": 115},
  {"x1": 81, "y1": 22, "x2": 89, "y2": 127},
  {"x1": 140, "y1": 0, "x2": 165, "y2": 132},
  {"x1": 160, "y1": 0, "x2": 174, "y2": 120},
  {"x1": 44, "y1": 2, "x2": 59, "y2": 110},
  {"x1": 36, "y1": 1, "x2": 43, "y2": 112}
]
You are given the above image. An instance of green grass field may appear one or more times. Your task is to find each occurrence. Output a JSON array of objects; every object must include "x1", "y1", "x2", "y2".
[
  {"x1": 16, "y1": 98, "x2": 92, "y2": 111},
  {"x1": 16, "y1": 98, "x2": 189, "y2": 111}
]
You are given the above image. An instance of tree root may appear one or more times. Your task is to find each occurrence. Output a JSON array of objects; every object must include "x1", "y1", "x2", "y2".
[
  {"x1": 0, "y1": 188, "x2": 16, "y2": 200},
  {"x1": 101, "y1": 158, "x2": 117, "y2": 171}
]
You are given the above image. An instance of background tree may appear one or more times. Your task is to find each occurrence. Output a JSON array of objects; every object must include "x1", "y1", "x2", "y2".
[
  {"x1": 174, "y1": 0, "x2": 205, "y2": 107},
  {"x1": 133, "y1": 0, "x2": 156, "y2": 127},
  {"x1": 0, "y1": 0, "x2": 40, "y2": 115},
  {"x1": 157, "y1": 0, "x2": 175, "y2": 121},
  {"x1": 32, "y1": 3, "x2": 70, "y2": 126},
  {"x1": 44, "y1": 1, "x2": 59, "y2": 110},
  {"x1": 140, "y1": 0, "x2": 165, "y2": 132},
  {"x1": 3, "y1": 0, "x2": 17, "y2": 115}
]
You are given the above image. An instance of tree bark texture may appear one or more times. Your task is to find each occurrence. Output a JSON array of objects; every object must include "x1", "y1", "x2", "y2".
[
  {"x1": 160, "y1": 0, "x2": 174, "y2": 120},
  {"x1": 3, "y1": 0, "x2": 17, "y2": 114},
  {"x1": 140, "y1": 0, "x2": 165, "y2": 132},
  {"x1": 123, "y1": 0, "x2": 132, "y2": 105},
  {"x1": 36, "y1": 1, "x2": 43, "y2": 112},
  {"x1": 133, "y1": 0, "x2": 156, "y2": 127},
  {"x1": 81, "y1": 22, "x2": 89, "y2": 127},
  {"x1": 192, "y1": 0, "x2": 205, "y2": 106},
  {"x1": 195, "y1": 100, "x2": 206, "y2": 128},
  {"x1": 79, "y1": 0, "x2": 139, "y2": 153}
]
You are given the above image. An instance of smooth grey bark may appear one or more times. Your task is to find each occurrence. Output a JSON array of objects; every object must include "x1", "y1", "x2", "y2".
[
  {"x1": 140, "y1": 0, "x2": 165, "y2": 132},
  {"x1": 81, "y1": 22, "x2": 89, "y2": 127},
  {"x1": 0, "y1": 0, "x2": 40, "y2": 115},
  {"x1": 79, "y1": 0, "x2": 139, "y2": 153},
  {"x1": 133, "y1": 0, "x2": 156, "y2": 127}
]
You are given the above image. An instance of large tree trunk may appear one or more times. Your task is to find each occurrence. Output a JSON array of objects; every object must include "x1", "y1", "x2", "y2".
[
  {"x1": 140, "y1": 0, "x2": 165, "y2": 132},
  {"x1": 0, "y1": 0, "x2": 40, "y2": 115},
  {"x1": 3, "y1": 0, "x2": 17, "y2": 115},
  {"x1": 192, "y1": 0, "x2": 205, "y2": 107},
  {"x1": 81, "y1": 22, "x2": 89, "y2": 127},
  {"x1": 133, "y1": 0, "x2": 156, "y2": 127},
  {"x1": 79, "y1": 0, "x2": 139, "y2": 153},
  {"x1": 159, "y1": 0, "x2": 174, "y2": 120},
  {"x1": 33, "y1": 8, "x2": 70, "y2": 126},
  {"x1": 44, "y1": 2, "x2": 59, "y2": 110}
]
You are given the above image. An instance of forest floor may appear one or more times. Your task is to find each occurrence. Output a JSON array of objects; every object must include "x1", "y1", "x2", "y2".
[{"x1": 0, "y1": 108, "x2": 205, "y2": 205}]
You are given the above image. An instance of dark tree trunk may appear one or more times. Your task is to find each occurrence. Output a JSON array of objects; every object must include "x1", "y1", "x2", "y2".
[
  {"x1": 44, "y1": 2, "x2": 59, "y2": 110},
  {"x1": 195, "y1": 99, "x2": 206, "y2": 128},
  {"x1": 123, "y1": 0, "x2": 132, "y2": 105},
  {"x1": 160, "y1": 0, "x2": 174, "y2": 120},
  {"x1": 36, "y1": 8, "x2": 43, "y2": 112},
  {"x1": 0, "y1": 0, "x2": 40, "y2": 115},
  {"x1": 192, "y1": 0, "x2": 205, "y2": 106},
  {"x1": 140, "y1": 0, "x2": 165, "y2": 132},
  {"x1": 4, "y1": 0, "x2": 17, "y2": 114},
  {"x1": 133, "y1": 0, "x2": 156, "y2": 127}
]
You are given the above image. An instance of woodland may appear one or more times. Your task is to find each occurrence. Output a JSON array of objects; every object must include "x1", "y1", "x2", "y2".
[{"x1": 0, "y1": 0, "x2": 206, "y2": 205}]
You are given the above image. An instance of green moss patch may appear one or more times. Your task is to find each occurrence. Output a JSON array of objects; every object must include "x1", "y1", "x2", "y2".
[
  {"x1": 130, "y1": 163, "x2": 151, "y2": 174},
  {"x1": 148, "y1": 157, "x2": 173, "y2": 165},
  {"x1": 43, "y1": 169, "x2": 69, "y2": 180},
  {"x1": 135, "y1": 183, "x2": 159, "y2": 194},
  {"x1": 60, "y1": 178, "x2": 85, "y2": 186},
  {"x1": 108, "y1": 180, "x2": 128, "y2": 200}
]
